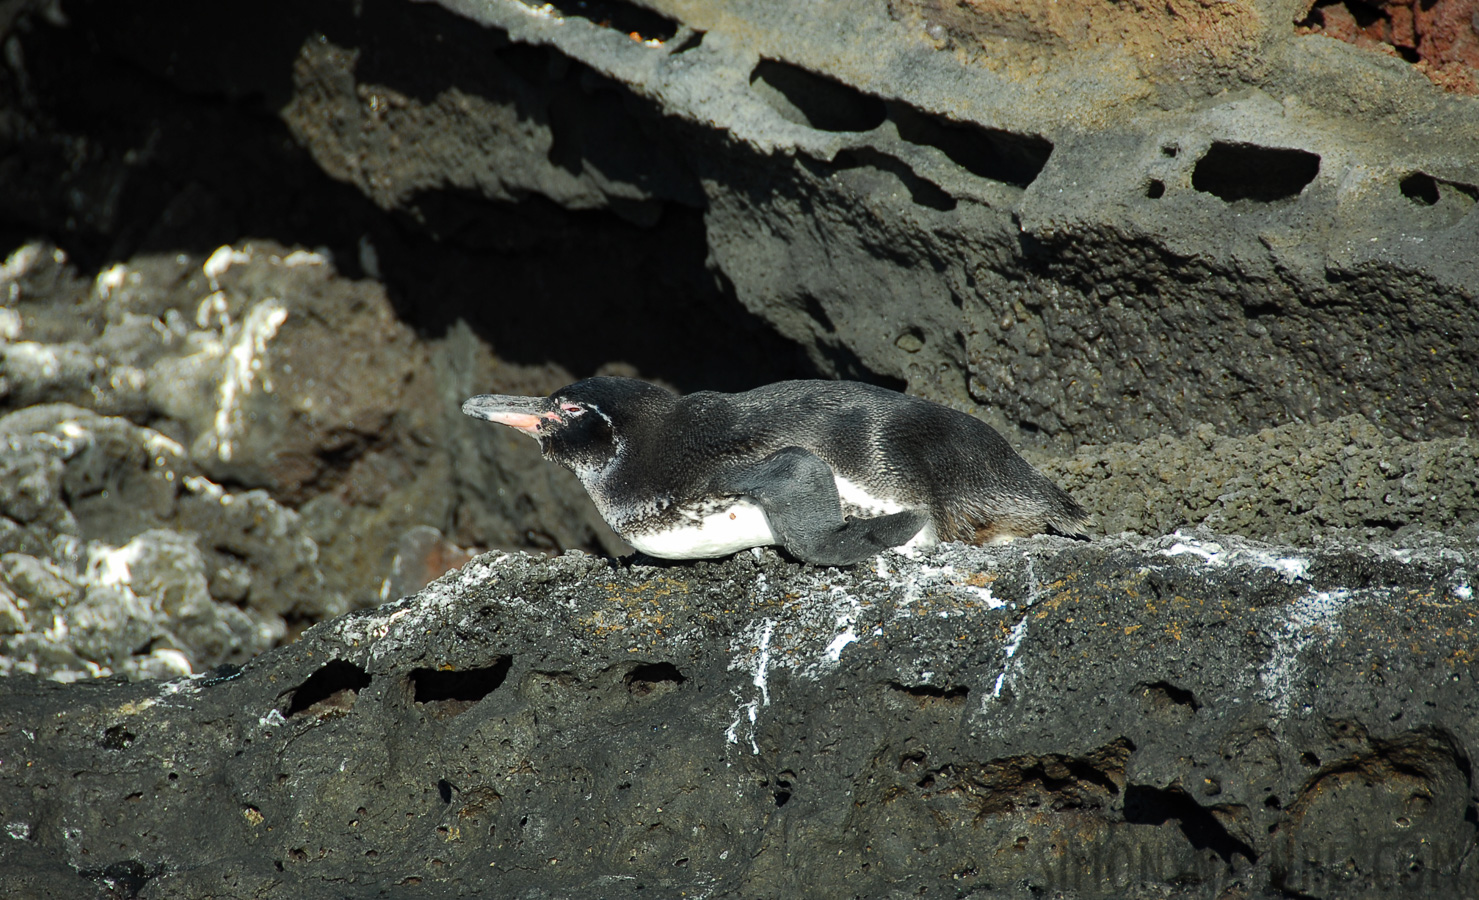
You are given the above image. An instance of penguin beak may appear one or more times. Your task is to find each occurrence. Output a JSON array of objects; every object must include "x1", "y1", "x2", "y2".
[{"x1": 461, "y1": 394, "x2": 557, "y2": 436}]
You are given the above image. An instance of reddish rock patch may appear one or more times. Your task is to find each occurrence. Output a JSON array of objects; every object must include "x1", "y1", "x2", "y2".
[{"x1": 1298, "y1": 0, "x2": 1479, "y2": 93}]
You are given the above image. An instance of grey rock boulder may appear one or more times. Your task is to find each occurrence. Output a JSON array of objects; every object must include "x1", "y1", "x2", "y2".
[{"x1": 1, "y1": 534, "x2": 1474, "y2": 898}]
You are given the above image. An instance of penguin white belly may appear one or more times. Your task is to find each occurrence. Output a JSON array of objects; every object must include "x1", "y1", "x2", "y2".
[
  {"x1": 833, "y1": 474, "x2": 937, "y2": 550},
  {"x1": 625, "y1": 499, "x2": 777, "y2": 559}
]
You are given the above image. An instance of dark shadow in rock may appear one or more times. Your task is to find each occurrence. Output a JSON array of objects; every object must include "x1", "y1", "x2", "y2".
[
  {"x1": 1138, "y1": 680, "x2": 1201, "y2": 713},
  {"x1": 0, "y1": 0, "x2": 373, "y2": 275},
  {"x1": 410, "y1": 657, "x2": 512, "y2": 717},
  {"x1": 1398, "y1": 171, "x2": 1477, "y2": 228},
  {"x1": 1123, "y1": 783, "x2": 1257, "y2": 865},
  {"x1": 888, "y1": 682, "x2": 969, "y2": 707},
  {"x1": 750, "y1": 59, "x2": 887, "y2": 133},
  {"x1": 383, "y1": 187, "x2": 815, "y2": 393},
  {"x1": 1, "y1": 0, "x2": 816, "y2": 395},
  {"x1": 773, "y1": 770, "x2": 795, "y2": 807},
  {"x1": 624, "y1": 662, "x2": 686, "y2": 698},
  {"x1": 890, "y1": 103, "x2": 1054, "y2": 189},
  {"x1": 283, "y1": 659, "x2": 372, "y2": 719},
  {"x1": 1191, "y1": 142, "x2": 1320, "y2": 203},
  {"x1": 100, "y1": 725, "x2": 136, "y2": 751},
  {"x1": 669, "y1": 29, "x2": 705, "y2": 55}
]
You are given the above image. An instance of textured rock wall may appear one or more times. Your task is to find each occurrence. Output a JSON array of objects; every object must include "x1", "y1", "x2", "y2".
[
  {"x1": 0, "y1": 1, "x2": 1476, "y2": 896},
  {"x1": 1, "y1": 537, "x2": 1475, "y2": 898}
]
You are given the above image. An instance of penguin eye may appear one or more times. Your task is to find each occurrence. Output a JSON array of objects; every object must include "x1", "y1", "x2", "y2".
[{"x1": 560, "y1": 403, "x2": 585, "y2": 417}]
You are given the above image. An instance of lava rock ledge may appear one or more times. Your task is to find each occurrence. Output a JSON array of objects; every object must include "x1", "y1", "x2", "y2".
[{"x1": 1, "y1": 532, "x2": 1475, "y2": 899}]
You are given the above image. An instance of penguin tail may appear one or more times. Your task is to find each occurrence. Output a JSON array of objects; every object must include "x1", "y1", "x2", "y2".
[
  {"x1": 1045, "y1": 492, "x2": 1093, "y2": 539},
  {"x1": 957, "y1": 490, "x2": 1091, "y2": 545}
]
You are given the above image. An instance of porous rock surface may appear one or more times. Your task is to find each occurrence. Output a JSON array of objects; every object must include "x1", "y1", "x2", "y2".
[
  {"x1": 1, "y1": 0, "x2": 1476, "y2": 683},
  {"x1": 2, "y1": 536, "x2": 1476, "y2": 898},
  {"x1": 0, "y1": 0, "x2": 1477, "y2": 896}
]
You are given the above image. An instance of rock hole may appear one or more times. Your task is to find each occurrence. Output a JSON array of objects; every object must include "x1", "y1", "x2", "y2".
[
  {"x1": 101, "y1": 725, "x2": 136, "y2": 750},
  {"x1": 1145, "y1": 179, "x2": 1165, "y2": 199},
  {"x1": 1161, "y1": 145, "x2": 1179, "y2": 158},
  {"x1": 1401, "y1": 172, "x2": 1441, "y2": 206},
  {"x1": 890, "y1": 103, "x2": 1053, "y2": 188},
  {"x1": 1399, "y1": 171, "x2": 1477, "y2": 224},
  {"x1": 1301, "y1": 751, "x2": 1322, "y2": 767},
  {"x1": 523, "y1": 0, "x2": 679, "y2": 43},
  {"x1": 625, "y1": 661, "x2": 687, "y2": 697},
  {"x1": 749, "y1": 59, "x2": 887, "y2": 133},
  {"x1": 410, "y1": 656, "x2": 512, "y2": 714},
  {"x1": 889, "y1": 681, "x2": 969, "y2": 707},
  {"x1": 1139, "y1": 680, "x2": 1201, "y2": 711},
  {"x1": 899, "y1": 751, "x2": 926, "y2": 773},
  {"x1": 774, "y1": 774, "x2": 793, "y2": 807},
  {"x1": 1191, "y1": 142, "x2": 1320, "y2": 203},
  {"x1": 1123, "y1": 784, "x2": 1258, "y2": 864},
  {"x1": 438, "y1": 778, "x2": 454, "y2": 804},
  {"x1": 283, "y1": 659, "x2": 372, "y2": 718}
]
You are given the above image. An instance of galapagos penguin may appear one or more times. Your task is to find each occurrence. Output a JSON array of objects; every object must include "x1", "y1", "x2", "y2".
[{"x1": 462, "y1": 377, "x2": 1087, "y2": 566}]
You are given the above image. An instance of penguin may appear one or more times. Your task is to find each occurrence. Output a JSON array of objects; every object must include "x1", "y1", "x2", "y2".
[{"x1": 462, "y1": 377, "x2": 1087, "y2": 566}]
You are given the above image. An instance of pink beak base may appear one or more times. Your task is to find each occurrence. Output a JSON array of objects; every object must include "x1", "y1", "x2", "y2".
[{"x1": 461, "y1": 394, "x2": 557, "y2": 436}]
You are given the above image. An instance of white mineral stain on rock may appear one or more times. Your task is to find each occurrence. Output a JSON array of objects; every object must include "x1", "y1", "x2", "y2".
[
  {"x1": 726, "y1": 618, "x2": 774, "y2": 755},
  {"x1": 0, "y1": 243, "x2": 43, "y2": 284},
  {"x1": 1261, "y1": 588, "x2": 1354, "y2": 717},
  {"x1": 88, "y1": 540, "x2": 145, "y2": 587},
  {"x1": 4, "y1": 342, "x2": 74, "y2": 379},
  {"x1": 195, "y1": 291, "x2": 230, "y2": 329},
  {"x1": 519, "y1": 3, "x2": 563, "y2": 22},
  {"x1": 824, "y1": 621, "x2": 858, "y2": 662},
  {"x1": 213, "y1": 299, "x2": 288, "y2": 461},
  {"x1": 991, "y1": 615, "x2": 1030, "y2": 699},
  {"x1": 95, "y1": 263, "x2": 127, "y2": 299},
  {"x1": 1162, "y1": 532, "x2": 1309, "y2": 583},
  {"x1": 280, "y1": 249, "x2": 328, "y2": 267},
  {"x1": 203, "y1": 245, "x2": 252, "y2": 286},
  {"x1": 0, "y1": 306, "x2": 20, "y2": 340}
]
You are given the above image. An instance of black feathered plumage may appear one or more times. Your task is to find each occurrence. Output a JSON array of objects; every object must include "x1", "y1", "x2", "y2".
[{"x1": 463, "y1": 377, "x2": 1087, "y2": 564}]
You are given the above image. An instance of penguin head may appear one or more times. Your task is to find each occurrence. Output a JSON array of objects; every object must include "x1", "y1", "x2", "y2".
[{"x1": 462, "y1": 377, "x2": 673, "y2": 481}]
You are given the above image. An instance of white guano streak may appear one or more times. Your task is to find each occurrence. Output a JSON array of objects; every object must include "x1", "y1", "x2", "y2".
[{"x1": 992, "y1": 615, "x2": 1030, "y2": 698}]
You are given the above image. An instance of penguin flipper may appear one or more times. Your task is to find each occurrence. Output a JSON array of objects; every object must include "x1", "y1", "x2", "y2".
[{"x1": 719, "y1": 447, "x2": 927, "y2": 566}]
